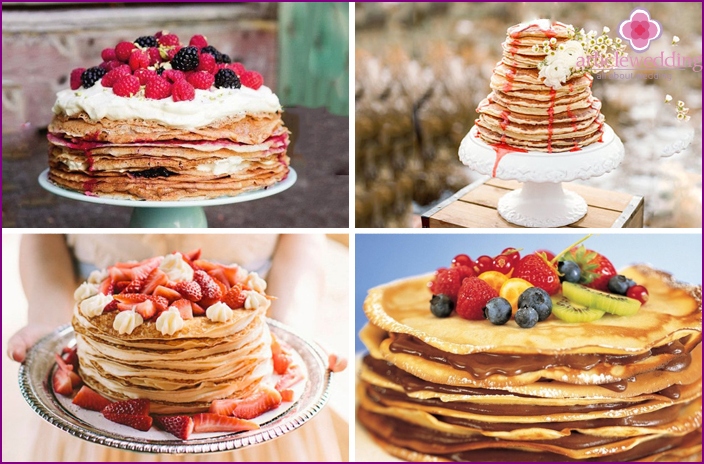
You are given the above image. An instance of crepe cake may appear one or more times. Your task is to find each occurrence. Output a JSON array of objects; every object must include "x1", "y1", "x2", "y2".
[
  {"x1": 71, "y1": 250, "x2": 279, "y2": 414},
  {"x1": 358, "y1": 265, "x2": 702, "y2": 461},
  {"x1": 474, "y1": 20, "x2": 605, "y2": 161},
  {"x1": 48, "y1": 31, "x2": 290, "y2": 201}
]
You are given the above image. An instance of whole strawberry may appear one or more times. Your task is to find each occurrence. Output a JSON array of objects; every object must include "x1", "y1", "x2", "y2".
[
  {"x1": 562, "y1": 246, "x2": 616, "y2": 292},
  {"x1": 429, "y1": 268, "x2": 464, "y2": 302},
  {"x1": 512, "y1": 253, "x2": 561, "y2": 295},
  {"x1": 455, "y1": 277, "x2": 499, "y2": 320}
]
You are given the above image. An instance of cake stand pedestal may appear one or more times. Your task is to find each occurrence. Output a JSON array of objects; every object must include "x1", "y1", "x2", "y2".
[
  {"x1": 38, "y1": 168, "x2": 297, "y2": 228},
  {"x1": 459, "y1": 125, "x2": 624, "y2": 227}
]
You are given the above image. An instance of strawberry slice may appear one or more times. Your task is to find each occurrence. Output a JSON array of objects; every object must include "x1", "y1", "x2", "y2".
[
  {"x1": 275, "y1": 365, "x2": 305, "y2": 391},
  {"x1": 113, "y1": 281, "x2": 131, "y2": 293},
  {"x1": 103, "y1": 300, "x2": 119, "y2": 312},
  {"x1": 209, "y1": 399, "x2": 238, "y2": 416},
  {"x1": 192, "y1": 413, "x2": 259, "y2": 433},
  {"x1": 194, "y1": 270, "x2": 222, "y2": 299},
  {"x1": 123, "y1": 276, "x2": 145, "y2": 293},
  {"x1": 222, "y1": 266, "x2": 241, "y2": 286},
  {"x1": 221, "y1": 284, "x2": 246, "y2": 309},
  {"x1": 172, "y1": 281, "x2": 202, "y2": 302},
  {"x1": 207, "y1": 269, "x2": 231, "y2": 290},
  {"x1": 99, "y1": 278, "x2": 114, "y2": 296},
  {"x1": 141, "y1": 268, "x2": 168, "y2": 295},
  {"x1": 230, "y1": 387, "x2": 282, "y2": 420},
  {"x1": 53, "y1": 368, "x2": 75, "y2": 396},
  {"x1": 153, "y1": 415, "x2": 194, "y2": 440},
  {"x1": 134, "y1": 300, "x2": 156, "y2": 319},
  {"x1": 191, "y1": 301, "x2": 205, "y2": 316},
  {"x1": 113, "y1": 261, "x2": 141, "y2": 269},
  {"x1": 55, "y1": 354, "x2": 81, "y2": 387},
  {"x1": 61, "y1": 346, "x2": 79, "y2": 371},
  {"x1": 114, "y1": 294, "x2": 168, "y2": 312},
  {"x1": 279, "y1": 389, "x2": 295, "y2": 402},
  {"x1": 102, "y1": 398, "x2": 150, "y2": 416},
  {"x1": 170, "y1": 299, "x2": 193, "y2": 319},
  {"x1": 103, "y1": 412, "x2": 153, "y2": 431},
  {"x1": 273, "y1": 353, "x2": 292, "y2": 375},
  {"x1": 109, "y1": 267, "x2": 133, "y2": 282},
  {"x1": 184, "y1": 248, "x2": 202, "y2": 261},
  {"x1": 193, "y1": 260, "x2": 218, "y2": 271},
  {"x1": 154, "y1": 285, "x2": 182, "y2": 302},
  {"x1": 73, "y1": 386, "x2": 112, "y2": 411}
]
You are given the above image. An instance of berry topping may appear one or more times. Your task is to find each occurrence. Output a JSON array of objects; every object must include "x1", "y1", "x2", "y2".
[
  {"x1": 222, "y1": 284, "x2": 247, "y2": 309},
  {"x1": 429, "y1": 268, "x2": 464, "y2": 301},
  {"x1": 562, "y1": 246, "x2": 617, "y2": 292},
  {"x1": 172, "y1": 80, "x2": 196, "y2": 102},
  {"x1": 103, "y1": 398, "x2": 150, "y2": 416},
  {"x1": 275, "y1": 364, "x2": 305, "y2": 390},
  {"x1": 170, "y1": 299, "x2": 194, "y2": 319},
  {"x1": 114, "y1": 294, "x2": 168, "y2": 314},
  {"x1": 187, "y1": 71, "x2": 215, "y2": 90},
  {"x1": 189, "y1": 34, "x2": 208, "y2": 48},
  {"x1": 141, "y1": 268, "x2": 168, "y2": 295},
  {"x1": 200, "y1": 45, "x2": 223, "y2": 61},
  {"x1": 477, "y1": 270, "x2": 508, "y2": 293},
  {"x1": 133, "y1": 68, "x2": 157, "y2": 85},
  {"x1": 113, "y1": 75, "x2": 141, "y2": 98},
  {"x1": 430, "y1": 294, "x2": 454, "y2": 318},
  {"x1": 166, "y1": 45, "x2": 183, "y2": 61},
  {"x1": 171, "y1": 46, "x2": 200, "y2": 71},
  {"x1": 228, "y1": 62, "x2": 246, "y2": 76},
  {"x1": 483, "y1": 297, "x2": 512, "y2": 325},
  {"x1": 158, "y1": 33, "x2": 180, "y2": 47},
  {"x1": 273, "y1": 351, "x2": 293, "y2": 375},
  {"x1": 214, "y1": 68, "x2": 241, "y2": 89},
  {"x1": 626, "y1": 285, "x2": 649, "y2": 305},
  {"x1": 228, "y1": 386, "x2": 282, "y2": 420},
  {"x1": 134, "y1": 35, "x2": 158, "y2": 48},
  {"x1": 558, "y1": 260, "x2": 581, "y2": 283},
  {"x1": 513, "y1": 253, "x2": 561, "y2": 295},
  {"x1": 128, "y1": 49, "x2": 150, "y2": 71},
  {"x1": 517, "y1": 287, "x2": 552, "y2": 321},
  {"x1": 72, "y1": 386, "x2": 112, "y2": 411},
  {"x1": 101, "y1": 66, "x2": 132, "y2": 88},
  {"x1": 102, "y1": 412, "x2": 153, "y2": 432},
  {"x1": 455, "y1": 277, "x2": 499, "y2": 321},
  {"x1": 147, "y1": 47, "x2": 162, "y2": 65},
  {"x1": 103, "y1": 299, "x2": 119, "y2": 312},
  {"x1": 153, "y1": 415, "x2": 194, "y2": 440},
  {"x1": 515, "y1": 306, "x2": 539, "y2": 328},
  {"x1": 451, "y1": 254, "x2": 474, "y2": 268},
  {"x1": 154, "y1": 285, "x2": 182, "y2": 302},
  {"x1": 607, "y1": 275, "x2": 631, "y2": 295},
  {"x1": 81, "y1": 66, "x2": 107, "y2": 88},
  {"x1": 196, "y1": 52, "x2": 217, "y2": 74},
  {"x1": 492, "y1": 254, "x2": 516, "y2": 275},
  {"x1": 473, "y1": 255, "x2": 495, "y2": 274},
  {"x1": 115, "y1": 41, "x2": 136, "y2": 62},
  {"x1": 162, "y1": 69, "x2": 186, "y2": 83},
  {"x1": 144, "y1": 77, "x2": 172, "y2": 100},
  {"x1": 70, "y1": 68, "x2": 86, "y2": 90},
  {"x1": 53, "y1": 354, "x2": 81, "y2": 396},
  {"x1": 192, "y1": 413, "x2": 259, "y2": 433},
  {"x1": 173, "y1": 281, "x2": 202, "y2": 302},
  {"x1": 101, "y1": 48, "x2": 117, "y2": 61},
  {"x1": 498, "y1": 278, "x2": 533, "y2": 314},
  {"x1": 194, "y1": 270, "x2": 223, "y2": 300},
  {"x1": 240, "y1": 70, "x2": 263, "y2": 89}
]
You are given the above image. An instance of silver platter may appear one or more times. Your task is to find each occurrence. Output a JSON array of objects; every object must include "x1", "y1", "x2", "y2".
[{"x1": 18, "y1": 319, "x2": 332, "y2": 454}]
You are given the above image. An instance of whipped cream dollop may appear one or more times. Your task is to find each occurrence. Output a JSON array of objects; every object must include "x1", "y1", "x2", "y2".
[
  {"x1": 539, "y1": 40, "x2": 586, "y2": 89},
  {"x1": 245, "y1": 272, "x2": 267, "y2": 293},
  {"x1": 196, "y1": 157, "x2": 245, "y2": 175},
  {"x1": 87, "y1": 269, "x2": 108, "y2": 285},
  {"x1": 113, "y1": 310, "x2": 143, "y2": 335},
  {"x1": 79, "y1": 293, "x2": 113, "y2": 317},
  {"x1": 159, "y1": 253, "x2": 194, "y2": 282},
  {"x1": 156, "y1": 307, "x2": 185, "y2": 336},
  {"x1": 206, "y1": 301, "x2": 234, "y2": 322},
  {"x1": 74, "y1": 282, "x2": 98, "y2": 302},
  {"x1": 53, "y1": 83, "x2": 282, "y2": 129},
  {"x1": 244, "y1": 290, "x2": 270, "y2": 311}
]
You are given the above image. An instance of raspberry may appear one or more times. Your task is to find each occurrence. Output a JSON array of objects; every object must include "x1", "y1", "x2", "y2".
[
  {"x1": 430, "y1": 268, "x2": 464, "y2": 301},
  {"x1": 81, "y1": 66, "x2": 107, "y2": 88},
  {"x1": 129, "y1": 49, "x2": 150, "y2": 71},
  {"x1": 134, "y1": 35, "x2": 157, "y2": 48},
  {"x1": 455, "y1": 277, "x2": 499, "y2": 321},
  {"x1": 172, "y1": 80, "x2": 196, "y2": 102},
  {"x1": 113, "y1": 75, "x2": 140, "y2": 97},
  {"x1": 228, "y1": 62, "x2": 246, "y2": 76},
  {"x1": 101, "y1": 48, "x2": 117, "y2": 61},
  {"x1": 154, "y1": 30, "x2": 165, "y2": 39},
  {"x1": 171, "y1": 46, "x2": 200, "y2": 71},
  {"x1": 144, "y1": 77, "x2": 172, "y2": 100},
  {"x1": 240, "y1": 70, "x2": 263, "y2": 89},
  {"x1": 167, "y1": 46, "x2": 183, "y2": 61},
  {"x1": 115, "y1": 41, "x2": 136, "y2": 62},
  {"x1": 196, "y1": 52, "x2": 217, "y2": 74},
  {"x1": 158, "y1": 33, "x2": 180, "y2": 47},
  {"x1": 189, "y1": 34, "x2": 208, "y2": 48},
  {"x1": 101, "y1": 66, "x2": 132, "y2": 87},
  {"x1": 70, "y1": 68, "x2": 85, "y2": 90},
  {"x1": 187, "y1": 71, "x2": 214, "y2": 90},
  {"x1": 200, "y1": 45, "x2": 223, "y2": 63},
  {"x1": 133, "y1": 68, "x2": 157, "y2": 85},
  {"x1": 214, "y1": 69, "x2": 240, "y2": 89},
  {"x1": 102, "y1": 60, "x2": 125, "y2": 71},
  {"x1": 162, "y1": 69, "x2": 186, "y2": 83},
  {"x1": 147, "y1": 47, "x2": 161, "y2": 65}
]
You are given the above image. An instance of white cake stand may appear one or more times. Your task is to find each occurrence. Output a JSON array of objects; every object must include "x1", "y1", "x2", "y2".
[
  {"x1": 459, "y1": 125, "x2": 624, "y2": 227},
  {"x1": 38, "y1": 168, "x2": 297, "y2": 228}
]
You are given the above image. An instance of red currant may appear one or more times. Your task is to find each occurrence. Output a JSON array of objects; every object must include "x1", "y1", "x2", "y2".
[
  {"x1": 500, "y1": 247, "x2": 521, "y2": 266},
  {"x1": 492, "y1": 254, "x2": 514, "y2": 275},
  {"x1": 452, "y1": 254, "x2": 474, "y2": 268},
  {"x1": 626, "y1": 285, "x2": 649, "y2": 305},
  {"x1": 474, "y1": 255, "x2": 494, "y2": 274}
]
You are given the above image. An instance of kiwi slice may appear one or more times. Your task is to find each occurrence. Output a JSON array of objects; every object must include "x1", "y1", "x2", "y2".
[
  {"x1": 550, "y1": 296, "x2": 606, "y2": 323},
  {"x1": 562, "y1": 282, "x2": 641, "y2": 316}
]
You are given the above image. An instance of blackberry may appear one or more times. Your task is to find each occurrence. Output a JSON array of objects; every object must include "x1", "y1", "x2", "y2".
[
  {"x1": 200, "y1": 45, "x2": 223, "y2": 62},
  {"x1": 133, "y1": 167, "x2": 174, "y2": 178},
  {"x1": 134, "y1": 36, "x2": 158, "y2": 48},
  {"x1": 220, "y1": 54, "x2": 231, "y2": 64},
  {"x1": 81, "y1": 66, "x2": 107, "y2": 88},
  {"x1": 214, "y1": 69, "x2": 241, "y2": 89},
  {"x1": 171, "y1": 46, "x2": 200, "y2": 71}
]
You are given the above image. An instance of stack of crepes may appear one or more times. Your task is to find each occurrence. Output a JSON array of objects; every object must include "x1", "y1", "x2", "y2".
[
  {"x1": 474, "y1": 20, "x2": 605, "y2": 153},
  {"x1": 358, "y1": 265, "x2": 702, "y2": 462},
  {"x1": 48, "y1": 85, "x2": 290, "y2": 200}
]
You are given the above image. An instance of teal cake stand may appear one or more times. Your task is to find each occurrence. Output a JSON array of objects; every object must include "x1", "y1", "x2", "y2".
[{"x1": 38, "y1": 168, "x2": 297, "y2": 228}]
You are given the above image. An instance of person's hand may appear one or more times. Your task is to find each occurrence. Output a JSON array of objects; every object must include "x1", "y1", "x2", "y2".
[
  {"x1": 327, "y1": 353, "x2": 348, "y2": 373},
  {"x1": 6, "y1": 324, "x2": 54, "y2": 362}
]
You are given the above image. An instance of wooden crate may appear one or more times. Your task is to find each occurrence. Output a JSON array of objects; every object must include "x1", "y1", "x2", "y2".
[{"x1": 422, "y1": 178, "x2": 644, "y2": 228}]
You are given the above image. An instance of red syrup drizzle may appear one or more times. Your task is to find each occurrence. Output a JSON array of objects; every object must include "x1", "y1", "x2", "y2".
[
  {"x1": 490, "y1": 137, "x2": 528, "y2": 177},
  {"x1": 499, "y1": 110, "x2": 511, "y2": 131},
  {"x1": 508, "y1": 39, "x2": 521, "y2": 57},
  {"x1": 85, "y1": 150, "x2": 94, "y2": 172},
  {"x1": 503, "y1": 67, "x2": 516, "y2": 92},
  {"x1": 82, "y1": 178, "x2": 98, "y2": 196},
  {"x1": 547, "y1": 87, "x2": 556, "y2": 153}
]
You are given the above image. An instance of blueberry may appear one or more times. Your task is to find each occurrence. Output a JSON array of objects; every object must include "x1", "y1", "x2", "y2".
[
  {"x1": 483, "y1": 297, "x2": 512, "y2": 325},
  {"x1": 515, "y1": 306, "x2": 539, "y2": 328},
  {"x1": 557, "y1": 260, "x2": 581, "y2": 283},
  {"x1": 607, "y1": 275, "x2": 630, "y2": 295},
  {"x1": 517, "y1": 287, "x2": 552, "y2": 321},
  {"x1": 430, "y1": 294, "x2": 454, "y2": 318},
  {"x1": 626, "y1": 278, "x2": 637, "y2": 288}
]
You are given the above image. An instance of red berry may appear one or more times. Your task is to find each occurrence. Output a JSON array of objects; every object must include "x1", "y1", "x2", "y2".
[
  {"x1": 189, "y1": 34, "x2": 208, "y2": 48},
  {"x1": 513, "y1": 254, "x2": 561, "y2": 295},
  {"x1": 429, "y1": 268, "x2": 464, "y2": 301},
  {"x1": 70, "y1": 68, "x2": 86, "y2": 90},
  {"x1": 536, "y1": 249, "x2": 556, "y2": 262},
  {"x1": 492, "y1": 254, "x2": 515, "y2": 275},
  {"x1": 626, "y1": 285, "x2": 649, "y2": 305},
  {"x1": 154, "y1": 30, "x2": 165, "y2": 39},
  {"x1": 172, "y1": 80, "x2": 196, "y2": 101},
  {"x1": 115, "y1": 41, "x2": 136, "y2": 62},
  {"x1": 158, "y1": 33, "x2": 180, "y2": 47},
  {"x1": 113, "y1": 75, "x2": 140, "y2": 97},
  {"x1": 162, "y1": 69, "x2": 186, "y2": 83},
  {"x1": 501, "y1": 247, "x2": 522, "y2": 266},
  {"x1": 147, "y1": 47, "x2": 162, "y2": 65},
  {"x1": 167, "y1": 46, "x2": 183, "y2": 61},
  {"x1": 455, "y1": 264, "x2": 476, "y2": 281},
  {"x1": 187, "y1": 71, "x2": 214, "y2": 90},
  {"x1": 133, "y1": 68, "x2": 157, "y2": 85},
  {"x1": 129, "y1": 49, "x2": 150, "y2": 71},
  {"x1": 474, "y1": 255, "x2": 495, "y2": 274},
  {"x1": 228, "y1": 62, "x2": 246, "y2": 76},
  {"x1": 101, "y1": 60, "x2": 125, "y2": 71},
  {"x1": 452, "y1": 254, "x2": 474, "y2": 268},
  {"x1": 101, "y1": 66, "x2": 132, "y2": 88},
  {"x1": 455, "y1": 277, "x2": 499, "y2": 320},
  {"x1": 144, "y1": 77, "x2": 172, "y2": 100},
  {"x1": 240, "y1": 70, "x2": 263, "y2": 89},
  {"x1": 101, "y1": 48, "x2": 117, "y2": 61},
  {"x1": 196, "y1": 52, "x2": 217, "y2": 74}
]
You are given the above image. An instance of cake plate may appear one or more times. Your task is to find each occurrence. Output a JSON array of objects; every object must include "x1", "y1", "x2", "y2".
[
  {"x1": 38, "y1": 168, "x2": 297, "y2": 228},
  {"x1": 459, "y1": 125, "x2": 624, "y2": 227},
  {"x1": 18, "y1": 319, "x2": 332, "y2": 454}
]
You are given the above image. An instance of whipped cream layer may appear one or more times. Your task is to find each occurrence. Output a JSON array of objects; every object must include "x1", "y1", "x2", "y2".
[{"x1": 53, "y1": 83, "x2": 282, "y2": 130}]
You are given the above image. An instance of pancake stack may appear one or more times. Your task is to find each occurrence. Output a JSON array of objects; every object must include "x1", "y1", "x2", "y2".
[
  {"x1": 358, "y1": 265, "x2": 702, "y2": 461},
  {"x1": 475, "y1": 20, "x2": 605, "y2": 153}
]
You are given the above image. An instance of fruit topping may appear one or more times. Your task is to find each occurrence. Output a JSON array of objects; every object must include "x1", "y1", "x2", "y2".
[
  {"x1": 171, "y1": 46, "x2": 200, "y2": 71},
  {"x1": 128, "y1": 49, "x2": 150, "y2": 71},
  {"x1": 194, "y1": 270, "x2": 222, "y2": 300},
  {"x1": 499, "y1": 278, "x2": 533, "y2": 314},
  {"x1": 222, "y1": 284, "x2": 247, "y2": 309},
  {"x1": 517, "y1": 287, "x2": 553, "y2": 321},
  {"x1": 455, "y1": 277, "x2": 499, "y2": 320},
  {"x1": 550, "y1": 296, "x2": 605, "y2": 323},
  {"x1": 562, "y1": 282, "x2": 641, "y2": 316},
  {"x1": 189, "y1": 34, "x2": 208, "y2": 48},
  {"x1": 172, "y1": 80, "x2": 196, "y2": 102},
  {"x1": 513, "y1": 253, "x2": 561, "y2": 295},
  {"x1": 158, "y1": 33, "x2": 180, "y2": 47},
  {"x1": 70, "y1": 68, "x2": 86, "y2": 90},
  {"x1": 273, "y1": 352, "x2": 293, "y2": 375},
  {"x1": 72, "y1": 386, "x2": 112, "y2": 411},
  {"x1": 557, "y1": 260, "x2": 581, "y2": 283},
  {"x1": 134, "y1": 35, "x2": 158, "y2": 48},
  {"x1": 626, "y1": 285, "x2": 649, "y2": 305},
  {"x1": 103, "y1": 398, "x2": 150, "y2": 416},
  {"x1": 187, "y1": 70, "x2": 215, "y2": 90},
  {"x1": 561, "y1": 246, "x2": 617, "y2": 292},
  {"x1": 275, "y1": 364, "x2": 305, "y2": 391},
  {"x1": 473, "y1": 255, "x2": 494, "y2": 274},
  {"x1": 430, "y1": 294, "x2": 454, "y2": 318},
  {"x1": 515, "y1": 306, "x2": 539, "y2": 328},
  {"x1": 81, "y1": 66, "x2": 107, "y2": 88},
  {"x1": 451, "y1": 254, "x2": 474, "y2": 268},
  {"x1": 172, "y1": 281, "x2": 202, "y2": 301},
  {"x1": 102, "y1": 412, "x2": 153, "y2": 432},
  {"x1": 607, "y1": 275, "x2": 631, "y2": 295},
  {"x1": 115, "y1": 41, "x2": 136, "y2": 61},
  {"x1": 101, "y1": 48, "x2": 117, "y2": 61},
  {"x1": 229, "y1": 387, "x2": 282, "y2": 420},
  {"x1": 154, "y1": 285, "x2": 182, "y2": 302},
  {"x1": 240, "y1": 70, "x2": 263, "y2": 90},
  {"x1": 113, "y1": 75, "x2": 141, "y2": 98},
  {"x1": 429, "y1": 268, "x2": 464, "y2": 301},
  {"x1": 53, "y1": 353, "x2": 81, "y2": 396},
  {"x1": 477, "y1": 271, "x2": 508, "y2": 293},
  {"x1": 153, "y1": 415, "x2": 194, "y2": 440},
  {"x1": 483, "y1": 297, "x2": 512, "y2": 325},
  {"x1": 214, "y1": 68, "x2": 241, "y2": 89},
  {"x1": 170, "y1": 299, "x2": 194, "y2": 320},
  {"x1": 279, "y1": 389, "x2": 295, "y2": 402},
  {"x1": 192, "y1": 413, "x2": 259, "y2": 433}
]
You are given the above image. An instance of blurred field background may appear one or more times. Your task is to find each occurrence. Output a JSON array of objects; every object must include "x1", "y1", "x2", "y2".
[{"x1": 355, "y1": 2, "x2": 701, "y2": 228}]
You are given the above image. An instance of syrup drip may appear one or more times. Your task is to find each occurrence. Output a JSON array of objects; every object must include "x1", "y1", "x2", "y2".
[
  {"x1": 499, "y1": 110, "x2": 511, "y2": 131},
  {"x1": 82, "y1": 178, "x2": 97, "y2": 195},
  {"x1": 566, "y1": 105, "x2": 578, "y2": 132},
  {"x1": 490, "y1": 137, "x2": 528, "y2": 177},
  {"x1": 508, "y1": 39, "x2": 521, "y2": 57},
  {"x1": 597, "y1": 119, "x2": 605, "y2": 143},
  {"x1": 570, "y1": 143, "x2": 581, "y2": 152},
  {"x1": 85, "y1": 150, "x2": 94, "y2": 172},
  {"x1": 503, "y1": 68, "x2": 516, "y2": 92},
  {"x1": 547, "y1": 87, "x2": 556, "y2": 153}
]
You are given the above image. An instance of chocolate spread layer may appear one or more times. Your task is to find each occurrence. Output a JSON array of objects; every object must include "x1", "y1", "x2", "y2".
[{"x1": 388, "y1": 333, "x2": 690, "y2": 379}]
